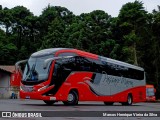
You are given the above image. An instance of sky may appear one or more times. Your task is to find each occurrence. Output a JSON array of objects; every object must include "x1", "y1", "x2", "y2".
[{"x1": 0, "y1": 0, "x2": 159, "y2": 17}]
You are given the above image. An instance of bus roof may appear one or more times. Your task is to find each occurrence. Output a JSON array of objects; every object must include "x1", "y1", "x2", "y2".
[{"x1": 31, "y1": 48, "x2": 72, "y2": 57}]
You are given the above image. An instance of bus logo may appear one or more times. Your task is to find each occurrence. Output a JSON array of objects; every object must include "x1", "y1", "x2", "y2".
[{"x1": 2, "y1": 112, "x2": 11, "y2": 117}]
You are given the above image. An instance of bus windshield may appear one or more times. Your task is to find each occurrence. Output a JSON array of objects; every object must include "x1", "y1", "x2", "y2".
[{"x1": 22, "y1": 55, "x2": 52, "y2": 82}]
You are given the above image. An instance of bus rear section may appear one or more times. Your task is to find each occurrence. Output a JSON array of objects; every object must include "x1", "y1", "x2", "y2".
[
  {"x1": 146, "y1": 85, "x2": 156, "y2": 102},
  {"x1": 19, "y1": 48, "x2": 146, "y2": 105}
]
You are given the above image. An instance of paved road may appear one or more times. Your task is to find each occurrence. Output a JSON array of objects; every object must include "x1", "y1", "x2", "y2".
[{"x1": 0, "y1": 99, "x2": 160, "y2": 120}]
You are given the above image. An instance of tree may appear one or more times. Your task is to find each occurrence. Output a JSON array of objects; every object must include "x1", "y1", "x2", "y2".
[
  {"x1": 11, "y1": 6, "x2": 33, "y2": 49},
  {"x1": 0, "y1": 6, "x2": 13, "y2": 35},
  {"x1": 63, "y1": 10, "x2": 120, "y2": 58},
  {"x1": 148, "y1": 6, "x2": 160, "y2": 95},
  {"x1": 63, "y1": 20, "x2": 86, "y2": 49},
  {"x1": 40, "y1": 6, "x2": 75, "y2": 49},
  {"x1": 41, "y1": 18, "x2": 66, "y2": 48},
  {"x1": 0, "y1": 29, "x2": 17, "y2": 64},
  {"x1": 118, "y1": 0, "x2": 147, "y2": 65}
]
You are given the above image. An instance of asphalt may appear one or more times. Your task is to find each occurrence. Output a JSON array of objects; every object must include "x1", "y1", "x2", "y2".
[{"x1": 0, "y1": 99, "x2": 160, "y2": 120}]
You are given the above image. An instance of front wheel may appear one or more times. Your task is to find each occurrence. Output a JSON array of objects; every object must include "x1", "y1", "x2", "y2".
[
  {"x1": 63, "y1": 91, "x2": 78, "y2": 106},
  {"x1": 43, "y1": 100, "x2": 55, "y2": 105}
]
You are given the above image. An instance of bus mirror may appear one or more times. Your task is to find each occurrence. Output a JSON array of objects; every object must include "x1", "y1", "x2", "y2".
[
  {"x1": 15, "y1": 59, "x2": 28, "y2": 71},
  {"x1": 43, "y1": 57, "x2": 60, "y2": 69},
  {"x1": 43, "y1": 58, "x2": 55, "y2": 69}
]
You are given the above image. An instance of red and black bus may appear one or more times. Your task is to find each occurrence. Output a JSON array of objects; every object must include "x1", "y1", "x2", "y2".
[{"x1": 18, "y1": 48, "x2": 146, "y2": 105}]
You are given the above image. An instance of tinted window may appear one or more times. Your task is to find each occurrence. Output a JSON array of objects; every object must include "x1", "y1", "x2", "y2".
[
  {"x1": 56, "y1": 56, "x2": 93, "y2": 72},
  {"x1": 100, "y1": 61, "x2": 144, "y2": 80},
  {"x1": 75, "y1": 56, "x2": 92, "y2": 71}
]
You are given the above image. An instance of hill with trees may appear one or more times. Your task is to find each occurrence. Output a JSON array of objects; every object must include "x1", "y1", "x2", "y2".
[{"x1": 0, "y1": 1, "x2": 160, "y2": 98}]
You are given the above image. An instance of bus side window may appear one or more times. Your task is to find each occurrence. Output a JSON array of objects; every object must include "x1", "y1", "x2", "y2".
[
  {"x1": 75, "y1": 56, "x2": 92, "y2": 72},
  {"x1": 125, "y1": 68, "x2": 144, "y2": 80}
]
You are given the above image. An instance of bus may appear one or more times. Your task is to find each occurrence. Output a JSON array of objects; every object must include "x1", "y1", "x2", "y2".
[
  {"x1": 146, "y1": 85, "x2": 156, "y2": 102},
  {"x1": 17, "y1": 48, "x2": 146, "y2": 105}
]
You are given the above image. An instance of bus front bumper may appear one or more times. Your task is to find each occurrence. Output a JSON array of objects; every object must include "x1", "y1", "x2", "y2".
[{"x1": 20, "y1": 85, "x2": 57, "y2": 101}]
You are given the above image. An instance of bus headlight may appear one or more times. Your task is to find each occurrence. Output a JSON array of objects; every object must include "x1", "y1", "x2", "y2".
[
  {"x1": 37, "y1": 85, "x2": 48, "y2": 91},
  {"x1": 20, "y1": 86, "x2": 23, "y2": 91},
  {"x1": 20, "y1": 86, "x2": 34, "y2": 92}
]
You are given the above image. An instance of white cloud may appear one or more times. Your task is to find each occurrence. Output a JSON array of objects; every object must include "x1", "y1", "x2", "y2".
[{"x1": 0, "y1": 0, "x2": 159, "y2": 17}]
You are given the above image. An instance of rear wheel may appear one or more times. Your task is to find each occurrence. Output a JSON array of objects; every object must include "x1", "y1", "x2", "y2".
[
  {"x1": 104, "y1": 102, "x2": 114, "y2": 105},
  {"x1": 43, "y1": 100, "x2": 55, "y2": 105},
  {"x1": 122, "y1": 94, "x2": 133, "y2": 106},
  {"x1": 63, "y1": 91, "x2": 78, "y2": 106}
]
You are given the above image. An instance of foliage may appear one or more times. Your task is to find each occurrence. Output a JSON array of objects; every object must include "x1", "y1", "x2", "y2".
[{"x1": 0, "y1": 1, "x2": 160, "y2": 98}]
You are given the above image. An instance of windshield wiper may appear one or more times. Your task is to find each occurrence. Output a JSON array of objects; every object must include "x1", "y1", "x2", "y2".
[
  {"x1": 26, "y1": 61, "x2": 30, "y2": 75},
  {"x1": 24, "y1": 63, "x2": 38, "y2": 81},
  {"x1": 30, "y1": 64, "x2": 38, "y2": 81}
]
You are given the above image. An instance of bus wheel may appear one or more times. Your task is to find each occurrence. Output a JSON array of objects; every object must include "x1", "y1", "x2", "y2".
[
  {"x1": 104, "y1": 102, "x2": 114, "y2": 105},
  {"x1": 122, "y1": 94, "x2": 133, "y2": 106},
  {"x1": 43, "y1": 100, "x2": 55, "y2": 105},
  {"x1": 63, "y1": 91, "x2": 78, "y2": 106}
]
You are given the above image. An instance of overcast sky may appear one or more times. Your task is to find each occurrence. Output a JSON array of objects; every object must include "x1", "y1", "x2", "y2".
[{"x1": 0, "y1": 0, "x2": 159, "y2": 17}]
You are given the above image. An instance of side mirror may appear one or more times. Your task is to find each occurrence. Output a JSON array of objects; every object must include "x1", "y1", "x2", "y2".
[
  {"x1": 43, "y1": 58, "x2": 56, "y2": 69},
  {"x1": 15, "y1": 59, "x2": 28, "y2": 71}
]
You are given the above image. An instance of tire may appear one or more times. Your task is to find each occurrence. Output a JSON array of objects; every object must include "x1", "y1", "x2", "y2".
[
  {"x1": 63, "y1": 91, "x2": 78, "y2": 106},
  {"x1": 104, "y1": 102, "x2": 114, "y2": 105},
  {"x1": 43, "y1": 100, "x2": 55, "y2": 105},
  {"x1": 122, "y1": 94, "x2": 133, "y2": 106}
]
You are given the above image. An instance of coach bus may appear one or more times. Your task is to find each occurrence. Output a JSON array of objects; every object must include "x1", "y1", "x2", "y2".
[{"x1": 17, "y1": 48, "x2": 146, "y2": 105}]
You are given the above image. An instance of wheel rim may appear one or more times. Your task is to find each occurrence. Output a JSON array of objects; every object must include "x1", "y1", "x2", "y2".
[
  {"x1": 68, "y1": 93, "x2": 74, "y2": 102},
  {"x1": 128, "y1": 96, "x2": 132, "y2": 104}
]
